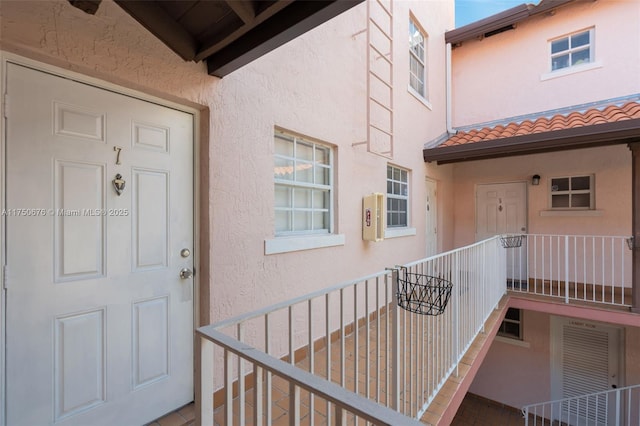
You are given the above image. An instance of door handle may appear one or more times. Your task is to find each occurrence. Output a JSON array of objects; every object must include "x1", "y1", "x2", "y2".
[{"x1": 179, "y1": 268, "x2": 193, "y2": 280}]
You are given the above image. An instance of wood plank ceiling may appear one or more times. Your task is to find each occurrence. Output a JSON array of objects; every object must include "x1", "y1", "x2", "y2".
[{"x1": 108, "y1": 0, "x2": 363, "y2": 77}]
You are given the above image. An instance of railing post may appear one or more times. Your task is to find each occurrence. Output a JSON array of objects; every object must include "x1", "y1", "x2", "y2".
[
  {"x1": 197, "y1": 336, "x2": 214, "y2": 426},
  {"x1": 565, "y1": 235, "x2": 570, "y2": 304},
  {"x1": 391, "y1": 268, "x2": 400, "y2": 412},
  {"x1": 615, "y1": 388, "x2": 621, "y2": 426},
  {"x1": 453, "y1": 251, "x2": 460, "y2": 376}
]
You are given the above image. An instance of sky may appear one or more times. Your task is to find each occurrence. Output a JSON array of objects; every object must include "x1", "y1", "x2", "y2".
[{"x1": 455, "y1": 0, "x2": 535, "y2": 27}]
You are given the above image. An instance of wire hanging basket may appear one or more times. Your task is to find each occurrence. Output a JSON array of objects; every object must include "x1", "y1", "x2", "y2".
[
  {"x1": 499, "y1": 234, "x2": 525, "y2": 248},
  {"x1": 396, "y1": 267, "x2": 452, "y2": 316}
]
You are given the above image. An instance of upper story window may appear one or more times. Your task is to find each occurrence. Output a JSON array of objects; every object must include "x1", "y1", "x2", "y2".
[
  {"x1": 409, "y1": 17, "x2": 427, "y2": 99},
  {"x1": 550, "y1": 175, "x2": 594, "y2": 209},
  {"x1": 387, "y1": 165, "x2": 409, "y2": 228},
  {"x1": 274, "y1": 130, "x2": 333, "y2": 236},
  {"x1": 550, "y1": 28, "x2": 594, "y2": 72}
]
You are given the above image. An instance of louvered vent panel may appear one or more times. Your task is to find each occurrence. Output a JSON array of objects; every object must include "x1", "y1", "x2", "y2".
[{"x1": 562, "y1": 325, "x2": 609, "y2": 424}]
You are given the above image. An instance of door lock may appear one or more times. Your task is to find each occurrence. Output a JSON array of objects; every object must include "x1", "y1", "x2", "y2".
[{"x1": 179, "y1": 268, "x2": 193, "y2": 279}]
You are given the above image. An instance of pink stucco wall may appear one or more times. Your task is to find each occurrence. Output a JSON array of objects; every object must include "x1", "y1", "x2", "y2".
[
  {"x1": 469, "y1": 310, "x2": 551, "y2": 407},
  {"x1": 451, "y1": 0, "x2": 640, "y2": 127},
  {"x1": 448, "y1": 145, "x2": 631, "y2": 248},
  {"x1": 0, "y1": 0, "x2": 455, "y2": 329},
  {"x1": 470, "y1": 309, "x2": 640, "y2": 410}
]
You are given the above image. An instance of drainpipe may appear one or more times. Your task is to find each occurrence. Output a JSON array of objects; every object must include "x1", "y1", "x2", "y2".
[{"x1": 446, "y1": 42, "x2": 456, "y2": 135}]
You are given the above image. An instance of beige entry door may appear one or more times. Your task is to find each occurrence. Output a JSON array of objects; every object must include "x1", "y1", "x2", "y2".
[
  {"x1": 425, "y1": 178, "x2": 438, "y2": 257},
  {"x1": 476, "y1": 182, "x2": 527, "y2": 284},
  {"x1": 5, "y1": 63, "x2": 194, "y2": 425}
]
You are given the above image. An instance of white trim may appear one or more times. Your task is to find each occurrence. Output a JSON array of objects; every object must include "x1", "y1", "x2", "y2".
[
  {"x1": 540, "y1": 209, "x2": 603, "y2": 217},
  {"x1": 540, "y1": 61, "x2": 602, "y2": 81},
  {"x1": 0, "y1": 51, "x2": 201, "y2": 426},
  {"x1": 384, "y1": 227, "x2": 417, "y2": 239},
  {"x1": 264, "y1": 234, "x2": 346, "y2": 255},
  {"x1": 407, "y1": 86, "x2": 433, "y2": 110},
  {"x1": 494, "y1": 336, "x2": 531, "y2": 348}
]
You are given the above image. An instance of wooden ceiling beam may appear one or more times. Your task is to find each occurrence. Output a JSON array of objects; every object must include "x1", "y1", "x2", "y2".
[
  {"x1": 206, "y1": 0, "x2": 364, "y2": 77},
  {"x1": 224, "y1": 0, "x2": 256, "y2": 24},
  {"x1": 114, "y1": 0, "x2": 199, "y2": 61}
]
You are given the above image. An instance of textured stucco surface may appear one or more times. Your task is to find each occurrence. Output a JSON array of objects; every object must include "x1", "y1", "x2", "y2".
[
  {"x1": 451, "y1": 0, "x2": 640, "y2": 127},
  {"x1": 0, "y1": 0, "x2": 455, "y2": 330}
]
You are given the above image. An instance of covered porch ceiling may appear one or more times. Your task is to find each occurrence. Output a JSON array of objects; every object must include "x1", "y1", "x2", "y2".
[{"x1": 72, "y1": 0, "x2": 363, "y2": 77}]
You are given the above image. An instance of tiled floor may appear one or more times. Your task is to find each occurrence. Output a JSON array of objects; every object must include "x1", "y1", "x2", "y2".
[
  {"x1": 451, "y1": 393, "x2": 525, "y2": 426},
  {"x1": 152, "y1": 298, "x2": 511, "y2": 425},
  {"x1": 151, "y1": 392, "x2": 525, "y2": 425}
]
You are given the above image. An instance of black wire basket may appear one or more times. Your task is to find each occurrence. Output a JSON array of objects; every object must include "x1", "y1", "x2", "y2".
[
  {"x1": 499, "y1": 234, "x2": 525, "y2": 248},
  {"x1": 396, "y1": 268, "x2": 453, "y2": 316}
]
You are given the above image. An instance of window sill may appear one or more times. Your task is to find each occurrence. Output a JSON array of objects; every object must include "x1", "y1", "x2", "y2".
[
  {"x1": 407, "y1": 86, "x2": 432, "y2": 110},
  {"x1": 540, "y1": 61, "x2": 603, "y2": 81},
  {"x1": 265, "y1": 234, "x2": 345, "y2": 255},
  {"x1": 539, "y1": 209, "x2": 603, "y2": 217},
  {"x1": 384, "y1": 227, "x2": 417, "y2": 239},
  {"x1": 495, "y1": 336, "x2": 531, "y2": 348}
]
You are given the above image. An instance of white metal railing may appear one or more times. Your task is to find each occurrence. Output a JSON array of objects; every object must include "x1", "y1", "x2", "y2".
[
  {"x1": 505, "y1": 234, "x2": 632, "y2": 307},
  {"x1": 522, "y1": 383, "x2": 640, "y2": 425},
  {"x1": 196, "y1": 236, "x2": 507, "y2": 424}
]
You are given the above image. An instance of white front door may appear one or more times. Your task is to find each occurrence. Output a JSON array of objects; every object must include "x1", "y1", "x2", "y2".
[
  {"x1": 425, "y1": 178, "x2": 438, "y2": 257},
  {"x1": 551, "y1": 317, "x2": 622, "y2": 425},
  {"x1": 476, "y1": 182, "x2": 527, "y2": 284},
  {"x1": 5, "y1": 63, "x2": 194, "y2": 425}
]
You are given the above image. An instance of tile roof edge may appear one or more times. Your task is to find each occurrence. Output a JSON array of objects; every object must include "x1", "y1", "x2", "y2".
[{"x1": 453, "y1": 94, "x2": 640, "y2": 134}]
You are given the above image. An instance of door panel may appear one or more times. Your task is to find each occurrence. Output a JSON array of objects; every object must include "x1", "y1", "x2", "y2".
[
  {"x1": 425, "y1": 179, "x2": 438, "y2": 256},
  {"x1": 5, "y1": 63, "x2": 194, "y2": 426},
  {"x1": 476, "y1": 182, "x2": 527, "y2": 283}
]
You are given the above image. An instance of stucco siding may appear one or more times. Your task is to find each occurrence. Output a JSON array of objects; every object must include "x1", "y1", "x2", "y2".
[
  {"x1": 0, "y1": 0, "x2": 454, "y2": 330},
  {"x1": 451, "y1": 0, "x2": 640, "y2": 127}
]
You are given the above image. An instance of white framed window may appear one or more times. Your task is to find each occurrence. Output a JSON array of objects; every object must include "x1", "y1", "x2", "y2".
[
  {"x1": 387, "y1": 165, "x2": 409, "y2": 228},
  {"x1": 409, "y1": 17, "x2": 427, "y2": 99},
  {"x1": 550, "y1": 175, "x2": 594, "y2": 209},
  {"x1": 274, "y1": 130, "x2": 333, "y2": 236},
  {"x1": 498, "y1": 308, "x2": 523, "y2": 340},
  {"x1": 550, "y1": 28, "x2": 594, "y2": 72}
]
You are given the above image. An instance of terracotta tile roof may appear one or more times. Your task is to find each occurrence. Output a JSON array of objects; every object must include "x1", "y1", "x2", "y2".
[{"x1": 441, "y1": 101, "x2": 640, "y2": 148}]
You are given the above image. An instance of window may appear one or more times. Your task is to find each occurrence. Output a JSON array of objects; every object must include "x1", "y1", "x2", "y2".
[
  {"x1": 387, "y1": 165, "x2": 409, "y2": 228},
  {"x1": 550, "y1": 175, "x2": 594, "y2": 209},
  {"x1": 550, "y1": 28, "x2": 593, "y2": 71},
  {"x1": 274, "y1": 131, "x2": 333, "y2": 236},
  {"x1": 498, "y1": 308, "x2": 522, "y2": 340},
  {"x1": 409, "y1": 18, "x2": 427, "y2": 99}
]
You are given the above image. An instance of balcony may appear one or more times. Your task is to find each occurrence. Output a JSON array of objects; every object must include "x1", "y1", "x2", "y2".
[{"x1": 196, "y1": 235, "x2": 635, "y2": 425}]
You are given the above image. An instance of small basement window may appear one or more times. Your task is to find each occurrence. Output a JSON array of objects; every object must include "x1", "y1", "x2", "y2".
[
  {"x1": 550, "y1": 175, "x2": 594, "y2": 209},
  {"x1": 498, "y1": 308, "x2": 522, "y2": 340}
]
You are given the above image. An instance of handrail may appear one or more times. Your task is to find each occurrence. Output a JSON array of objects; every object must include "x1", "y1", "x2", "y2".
[
  {"x1": 522, "y1": 383, "x2": 640, "y2": 425},
  {"x1": 197, "y1": 327, "x2": 424, "y2": 426}
]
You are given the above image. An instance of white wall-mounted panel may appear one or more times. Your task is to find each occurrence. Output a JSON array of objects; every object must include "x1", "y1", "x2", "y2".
[
  {"x1": 132, "y1": 296, "x2": 169, "y2": 388},
  {"x1": 132, "y1": 169, "x2": 169, "y2": 271},
  {"x1": 54, "y1": 309, "x2": 106, "y2": 420},
  {"x1": 54, "y1": 102, "x2": 105, "y2": 142},
  {"x1": 54, "y1": 161, "x2": 106, "y2": 282},
  {"x1": 133, "y1": 121, "x2": 169, "y2": 153}
]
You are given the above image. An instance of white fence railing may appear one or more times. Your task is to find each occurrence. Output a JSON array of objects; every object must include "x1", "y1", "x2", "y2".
[
  {"x1": 522, "y1": 383, "x2": 640, "y2": 425},
  {"x1": 505, "y1": 234, "x2": 632, "y2": 307},
  {"x1": 196, "y1": 236, "x2": 507, "y2": 424}
]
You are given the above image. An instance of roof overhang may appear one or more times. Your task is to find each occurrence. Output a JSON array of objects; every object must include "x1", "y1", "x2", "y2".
[
  {"x1": 423, "y1": 118, "x2": 640, "y2": 164},
  {"x1": 445, "y1": 0, "x2": 575, "y2": 45},
  {"x1": 76, "y1": 0, "x2": 363, "y2": 77}
]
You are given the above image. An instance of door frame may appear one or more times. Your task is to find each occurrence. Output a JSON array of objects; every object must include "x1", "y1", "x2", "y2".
[
  {"x1": 550, "y1": 316, "x2": 625, "y2": 424},
  {"x1": 0, "y1": 52, "x2": 203, "y2": 426},
  {"x1": 425, "y1": 177, "x2": 438, "y2": 256},
  {"x1": 474, "y1": 180, "x2": 528, "y2": 241}
]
